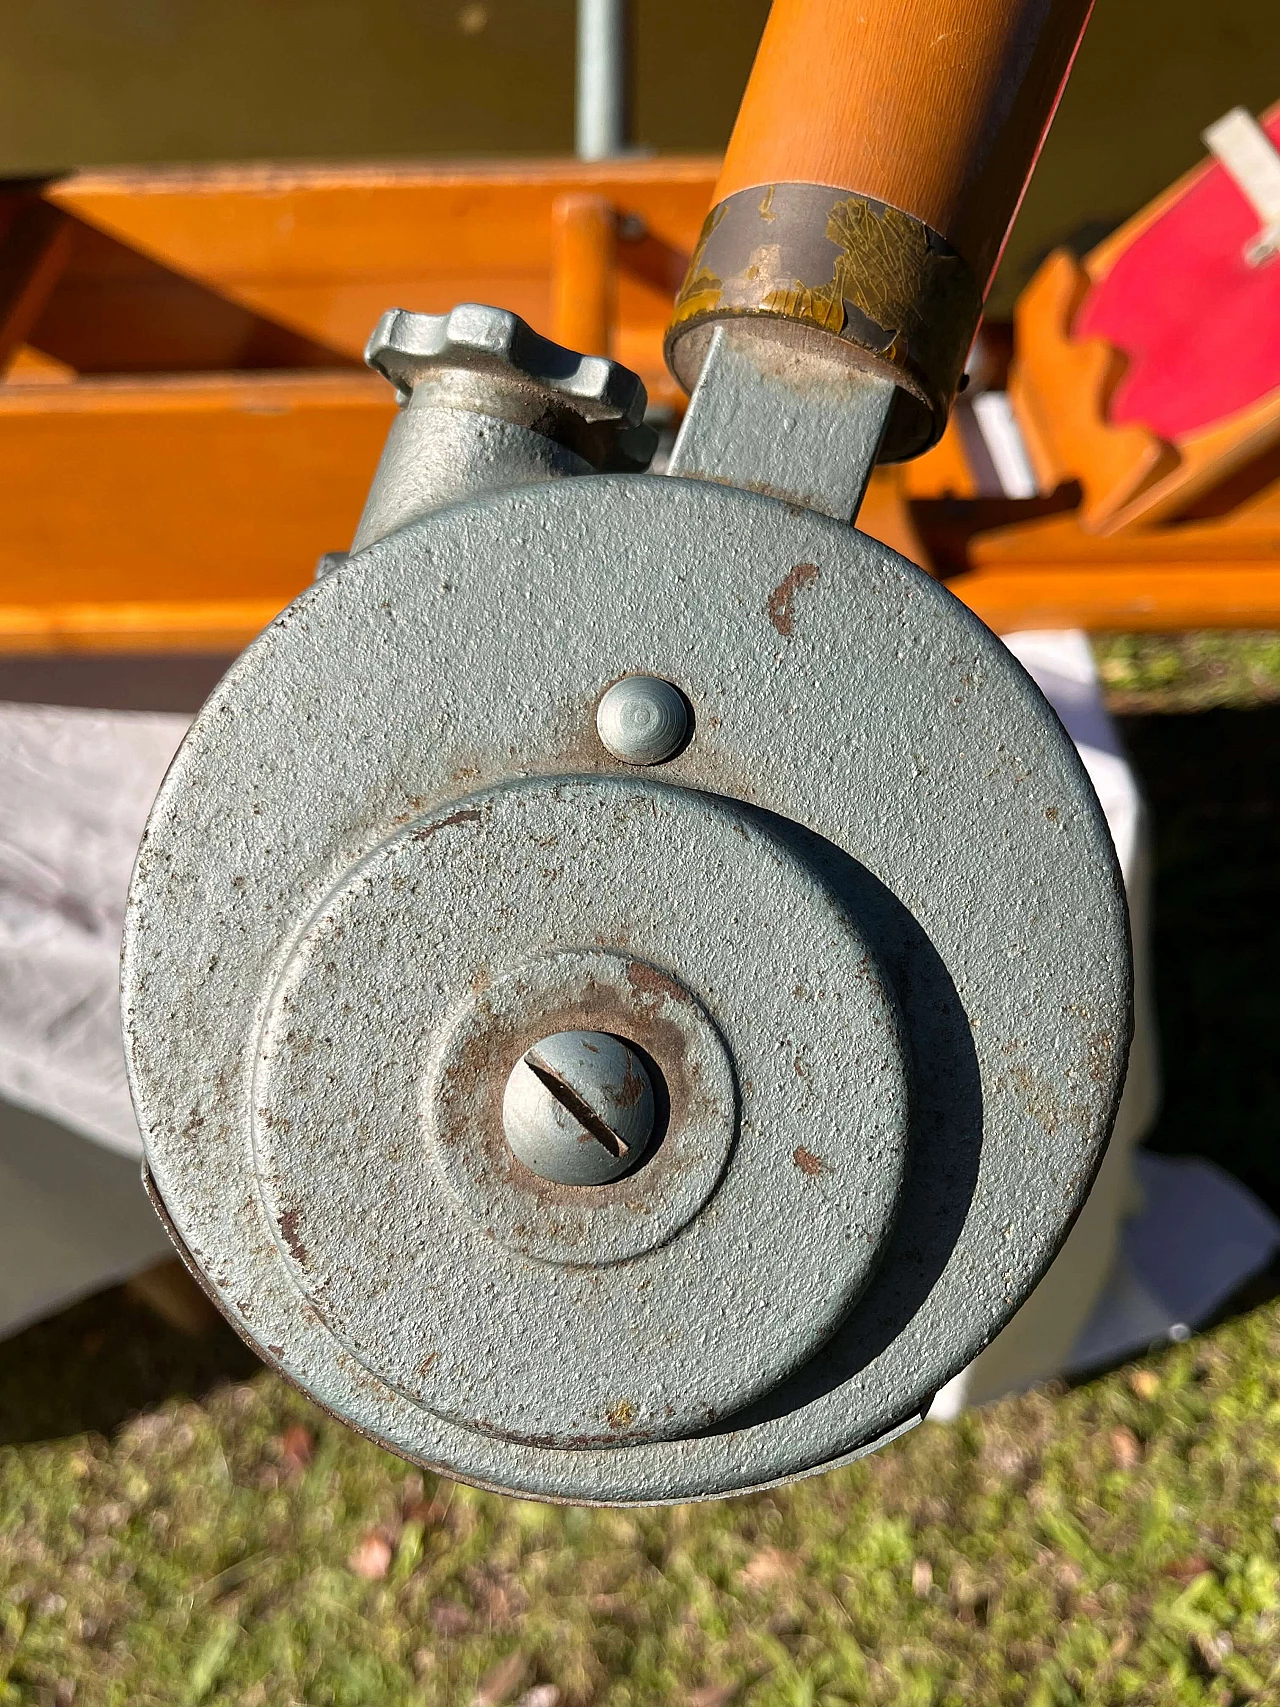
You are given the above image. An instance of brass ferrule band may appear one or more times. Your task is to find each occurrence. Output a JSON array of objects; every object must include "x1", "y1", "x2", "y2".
[{"x1": 664, "y1": 184, "x2": 984, "y2": 461}]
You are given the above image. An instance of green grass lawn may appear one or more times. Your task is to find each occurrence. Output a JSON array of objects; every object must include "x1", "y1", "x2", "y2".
[{"x1": 2, "y1": 633, "x2": 1279, "y2": 1707}]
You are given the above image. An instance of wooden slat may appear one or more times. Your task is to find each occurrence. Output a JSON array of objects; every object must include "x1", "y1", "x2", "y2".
[
  {"x1": 967, "y1": 505, "x2": 1280, "y2": 564},
  {"x1": 0, "y1": 599, "x2": 288, "y2": 654},
  {"x1": 0, "y1": 198, "x2": 75, "y2": 369},
  {"x1": 948, "y1": 501, "x2": 1280, "y2": 629},
  {"x1": 0, "y1": 371, "x2": 391, "y2": 611},
  {"x1": 28, "y1": 219, "x2": 355, "y2": 374},
  {"x1": 952, "y1": 565, "x2": 1280, "y2": 631},
  {"x1": 551, "y1": 194, "x2": 615, "y2": 357},
  {"x1": 41, "y1": 157, "x2": 717, "y2": 278},
  {"x1": 39, "y1": 157, "x2": 716, "y2": 402}
]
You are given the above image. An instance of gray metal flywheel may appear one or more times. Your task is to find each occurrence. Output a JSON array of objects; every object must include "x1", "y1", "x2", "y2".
[{"x1": 122, "y1": 305, "x2": 1131, "y2": 1505}]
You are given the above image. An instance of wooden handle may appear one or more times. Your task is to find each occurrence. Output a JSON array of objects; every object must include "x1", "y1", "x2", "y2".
[
  {"x1": 719, "y1": 0, "x2": 1092, "y2": 287},
  {"x1": 666, "y1": 0, "x2": 1094, "y2": 458}
]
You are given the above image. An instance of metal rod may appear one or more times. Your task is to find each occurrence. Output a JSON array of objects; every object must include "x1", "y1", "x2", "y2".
[{"x1": 576, "y1": 0, "x2": 628, "y2": 161}]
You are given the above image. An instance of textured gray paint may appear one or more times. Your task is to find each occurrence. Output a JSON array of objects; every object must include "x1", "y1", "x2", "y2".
[
  {"x1": 122, "y1": 472, "x2": 1131, "y2": 1503},
  {"x1": 352, "y1": 304, "x2": 655, "y2": 551},
  {"x1": 667, "y1": 321, "x2": 896, "y2": 521}
]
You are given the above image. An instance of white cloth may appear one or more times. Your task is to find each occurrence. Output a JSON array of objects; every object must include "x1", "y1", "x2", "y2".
[
  {"x1": 0, "y1": 1095, "x2": 174, "y2": 1338},
  {"x1": 0, "y1": 704, "x2": 186, "y2": 1155}
]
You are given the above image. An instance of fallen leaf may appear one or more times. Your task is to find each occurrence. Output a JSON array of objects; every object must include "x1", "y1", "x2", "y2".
[
  {"x1": 432, "y1": 1601, "x2": 473, "y2": 1636},
  {"x1": 911, "y1": 1558, "x2": 933, "y2": 1597},
  {"x1": 1129, "y1": 1369, "x2": 1161, "y2": 1400},
  {"x1": 948, "y1": 1567, "x2": 990, "y2": 1622},
  {"x1": 1164, "y1": 1554, "x2": 1211, "y2": 1584},
  {"x1": 277, "y1": 1425, "x2": 315, "y2": 1478},
  {"x1": 401, "y1": 1473, "x2": 445, "y2": 1525},
  {"x1": 1192, "y1": 1630, "x2": 1231, "y2": 1672},
  {"x1": 405, "y1": 1495, "x2": 452, "y2": 1526},
  {"x1": 688, "y1": 1686, "x2": 738, "y2": 1707},
  {"x1": 471, "y1": 1651, "x2": 528, "y2": 1706},
  {"x1": 467, "y1": 1567, "x2": 527, "y2": 1626},
  {"x1": 738, "y1": 1546, "x2": 796, "y2": 1589},
  {"x1": 348, "y1": 1532, "x2": 393, "y2": 1580},
  {"x1": 1110, "y1": 1426, "x2": 1142, "y2": 1470}
]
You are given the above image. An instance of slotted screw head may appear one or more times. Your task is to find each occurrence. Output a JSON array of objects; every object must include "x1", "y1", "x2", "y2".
[
  {"x1": 502, "y1": 1030, "x2": 655, "y2": 1187},
  {"x1": 596, "y1": 676, "x2": 689, "y2": 766}
]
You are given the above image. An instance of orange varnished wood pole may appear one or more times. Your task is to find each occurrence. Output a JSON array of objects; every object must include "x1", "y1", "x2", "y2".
[
  {"x1": 667, "y1": 0, "x2": 1094, "y2": 458},
  {"x1": 716, "y1": 0, "x2": 1093, "y2": 288},
  {"x1": 551, "y1": 193, "x2": 615, "y2": 356}
]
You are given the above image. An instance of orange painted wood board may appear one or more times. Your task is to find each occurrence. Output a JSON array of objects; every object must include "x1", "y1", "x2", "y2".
[
  {"x1": 0, "y1": 371, "x2": 391, "y2": 609},
  {"x1": 41, "y1": 157, "x2": 718, "y2": 404},
  {"x1": 953, "y1": 566, "x2": 1280, "y2": 632}
]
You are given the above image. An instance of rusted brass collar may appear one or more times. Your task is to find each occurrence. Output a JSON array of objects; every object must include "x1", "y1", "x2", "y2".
[{"x1": 665, "y1": 183, "x2": 983, "y2": 462}]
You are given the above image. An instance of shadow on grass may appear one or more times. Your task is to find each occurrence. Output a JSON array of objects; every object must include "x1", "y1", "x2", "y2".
[
  {"x1": 0, "y1": 1283, "x2": 261, "y2": 1447},
  {"x1": 1119, "y1": 704, "x2": 1280, "y2": 1216}
]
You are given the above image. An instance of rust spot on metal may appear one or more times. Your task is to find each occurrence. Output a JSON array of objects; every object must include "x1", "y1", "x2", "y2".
[
  {"x1": 793, "y1": 1147, "x2": 825, "y2": 1177},
  {"x1": 433, "y1": 979, "x2": 700, "y2": 1226},
  {"x1": 766, "y1": 562, "x2": 819, "y2": 638},
  {"x1": 278, "y1": 1207, "x2": 309, "y2": 1266},
  {"x1": 1088, "y1": 1030, "x2": 1114, "y2": 1084},
  {"x1": 471, "y1": 1415, "x2": 659, "y2": 1451},
  {"x1": 626, "y1": 960, "x2": 691, "y2": 1006},
  {"x1": 1045, "y1": 805, "x2": 1060, "y2": 821},
  {"x1": 617, "y1": 1054, "x2": 647, "y2": 1109},
  {"x1": 418, "y1": 1351, "x2": 440, "y2": 1376},
  {"x1": 411, "y1": 808, "x2": 482, "y2": 841},
  {"x1": 606, "y1": 1399, "x2": 637, "y2": 1431}
]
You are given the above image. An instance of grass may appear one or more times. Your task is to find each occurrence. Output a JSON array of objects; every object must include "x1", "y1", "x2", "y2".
[
  {"x1": 5, "y1": 1307, "x2": 1280, "y2": 1706},
  {"x1": 2, "y1": 632, "x2": 1279, "y2": 1707},
  {"x1": 1092, "y1": 632, "x2": 1280, "y2": 714}
]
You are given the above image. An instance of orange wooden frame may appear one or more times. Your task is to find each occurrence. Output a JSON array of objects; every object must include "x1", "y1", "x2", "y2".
[{"x1": 0, "y1": 154, "x2": 1277, "y2": 653}]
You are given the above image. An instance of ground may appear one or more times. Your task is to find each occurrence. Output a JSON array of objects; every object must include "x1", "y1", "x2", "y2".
[{"x1": 2, "y1": 632, "x2": 1279, "y2": 1707}]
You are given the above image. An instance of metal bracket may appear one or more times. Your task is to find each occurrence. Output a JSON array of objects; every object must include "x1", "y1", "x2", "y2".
[{"x1": 666, "y1": 320, "x2": 895, "y2": 523}]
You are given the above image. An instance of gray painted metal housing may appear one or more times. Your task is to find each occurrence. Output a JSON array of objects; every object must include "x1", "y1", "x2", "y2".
[{"x1": 122, "y1": 467, "x2": 1131, "y2": 1504}]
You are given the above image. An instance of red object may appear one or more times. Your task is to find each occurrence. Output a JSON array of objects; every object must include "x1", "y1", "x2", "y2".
[{"x1": 1075, "y1": 107, "x2": 1280, "y2": 439}]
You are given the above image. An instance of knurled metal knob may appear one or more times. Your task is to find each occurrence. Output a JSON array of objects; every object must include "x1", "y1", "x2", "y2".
[{"x1": 365, "y1": 303, "x2": 657, "y2": 472}]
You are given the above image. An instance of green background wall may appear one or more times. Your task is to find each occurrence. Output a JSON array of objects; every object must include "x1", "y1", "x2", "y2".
[{"x1": 0, "y1": 0, "x2": 1276, "y2": 311}]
